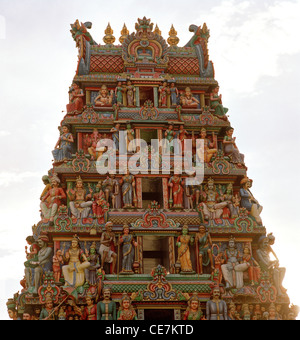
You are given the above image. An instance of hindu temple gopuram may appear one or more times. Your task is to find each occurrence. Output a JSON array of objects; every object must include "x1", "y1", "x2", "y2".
[{"x1": 6, "y1": 17, "x2": 299, "y2": 321}]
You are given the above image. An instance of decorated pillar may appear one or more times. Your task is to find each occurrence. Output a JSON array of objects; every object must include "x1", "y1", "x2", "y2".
[
  {"x1": 169, "y1": 236, "x2": 176, "y2": 274},
  {"x1": 162, "y1": 177, "x2": 169, "y2": 209},
  {"x1": 153, "y1": 87, "x2": 159, "y2": 107}
]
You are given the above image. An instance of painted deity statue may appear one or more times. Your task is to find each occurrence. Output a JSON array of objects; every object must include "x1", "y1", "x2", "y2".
[
  {"x1": 200, "y1": 178, "x2": 228, "y2": 221},
  {"x1": 81, "y1": 294, "x2": 97, "y2": 320},
  {"x1": 110, "y1": 123, "x2": 121, "y2": 152},
  {"x1": 115, "y1": 81, "x2": 124, "y2": 106},
  {"x1": 195, "y1": 225, "x2": 214, "y2": 275},
  {"x1": 158, "y1": 81, "x2": 169, "y2": 107},
  {"x1": 242, "y1": 246, "x2": 261, "y2": 286},
  {"x1": 168, "y1": 174, "x2": 184, "y2": 209},
  {"x1": 169, "y1": 82, "x2": 179, "y2": 106},
  {"x1": 25, "y1": 233, "x2": 53, "y2": 295},
  {"x1": 119, "y1": 225, "x2": 138, "y2": 274},
  {"x1": 183, "y1": 294, "x2": 203, "y2": 320},
  {"x1": 102, "y1": 175, "x2": 121, "y2": 209},
  {"x1": 94, "y1": 85, "x2": 113, "y2": 106},
  {"x1": 256, "y1": 234, "x2": 286, "y2": 297},
  {"x1": 84, "y1": 242, "x2": 101, "y2": 285},
  {"x1": 240, "y1": 176, "x2": 263, "y2": 224},
  {"x1": 221, "y1": 236, "x2": 249, "y2": 290},
  {"x1": 120, "y1": 171, "x2": 136, "y2": 208},
  {"x1": 164, "y1": 124, "x2": 176, "y2": 154},
  {"x1": 180, "y1": 87, "x2": 199, "y2": 107},
  {"x1": 91, "y1": 181, "x2": 109, "y2": 220},
  {"x1": 176, "y1": 124, "x2": 189, "y2": 153},
  {"x1": 67, "y1": 176, "x2": 93, "y2": 219},
  {"x1": 52, "y1": 249, "x2": 64, "y2": 283},
  {"x1": 176, "y1": 225, "x2": 194, "y2": 273},
  {"x1": 117, "y1": 294, "x2": 138, "y2": 320},
  {"x1": 62, "y1": 234, "x2": 91, "y2": 288},
  {"x1": 126, "y1": 80, "x2": 135, "y2": 107},
  {"x1": 97, "y1": 288, "x2": 117, "y2": 320},
  {"x1": 193, "y1": 128, "x2": 217, "y2": 163},
  {"x1": 223, "y1": 127, "x2": 245, "y2": 165},
  {"x1": 39, "y1": 296, "x2": 58, "y2": 320},
  {"x1": 66, "y1": 82, "x2": 84, "y2": 115},
  {"x1": 99, "y1": 222, "x2": 117, "y2": 274},
  {"x1": 210, "y1": 86, "x2": 228, "y2": 120},
  {"x1": 206, "y1": 287, "x2": 228, "y2": 320},
  {"x1": 52, "y1": 124, "x2": 74, "y2": 164},
  {"x1": 126, "y1": 123, "x2": 136, "y2": 153},
  {"x1": 87, "y1": 128, "x2": 102, "y2": 160},
  {"x1": 40, "y1": 175, "x2": 66, "y2": 225}
]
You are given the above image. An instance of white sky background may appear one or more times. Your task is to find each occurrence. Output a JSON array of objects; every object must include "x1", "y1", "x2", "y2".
[{"x1": 0, "y1": 0, "x2": 300, "y2": 320}]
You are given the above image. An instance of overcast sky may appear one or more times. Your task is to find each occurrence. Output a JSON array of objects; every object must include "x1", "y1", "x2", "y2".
[{"x1": 0, "y1": 0, "x2": 300, "y2": 320}]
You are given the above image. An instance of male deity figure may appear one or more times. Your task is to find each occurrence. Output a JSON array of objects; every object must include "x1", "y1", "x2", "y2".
[
  {"x1": 67, "y1": 176, "x2": 93, "y2": 219},
  {"x1": 206, "y1": 287, "x2": 228, "y2": 320},
  {"x1": 99, "y1": 222, "x2": 117, "y2": 274},
  {"x1": 97, "y1": 287, "x2": 117, "y2": 320}
]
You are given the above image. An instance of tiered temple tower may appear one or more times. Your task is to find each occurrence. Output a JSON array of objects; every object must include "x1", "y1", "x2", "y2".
[{"x1": 6, "y1": 17, "x2": 298, "y2": 321}]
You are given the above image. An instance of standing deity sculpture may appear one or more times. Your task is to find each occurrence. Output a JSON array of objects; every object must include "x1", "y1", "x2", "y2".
[
  {"x1": 176, "y1": 225, "x2": 194, "y2": 273},
  {"x1": 99, "y1": 222, "x2": 117, "y2": 274},
  {"x1": 81, "y1": 294, "x2": 97, "y2": 320},
  {"x1": 195, "y1": 225, "x2": 214, "y2": 275},
  {"x1": 117, "y1": 294, "x2": 138, "y2": 320},
  {"x1": 206, "y1": 286, "x2": 228, "y2": 320},
  {"x1": 158, "y1": 81, "x2": 169, "y2": 107},
  {"x1": 91, "y1": 180, "x2": 109, "y2": 220},
  {"x1": 168, "y1": 174, "x2": 184, "y2": 209},
  {"x1": 84, "y1": 242, "x2": 101, "y2": 285},
  {"x1": 169, "y1": 82, "x2": 179, "y2": 106},
  {"x1": 110, "y1": 123, "x2": 121, "y2": 153},
  {"x1": 52, "y1": 124, "x2": 74, "y2": 164},
  {"x1": 193, "y1": 128, "x2": 217, "y2": 163},
  {"x1": 164, "y1": 123, "x2": 176, "y2": 154},
  {"x1": 120, "y1": 171, "x2": 136, "y2": 208},
  {"x1": 97, "y1": 287, "x2": 117, "y2": 320},
  {"x1": 119, "y1": 225, "x2": 138, "y2": 274},
  {"x1": 183, "y1": 294, "x2": 203, "y2": 320},
  {"x1": 66, "y1": 82, "x2": 84, "y2": 115},
  {"x1": 115, "y1": 81, "x2": 124, "y2": 106},
  {"x1": 126, "y1": 80, "x2": 136, "y2": 107}
]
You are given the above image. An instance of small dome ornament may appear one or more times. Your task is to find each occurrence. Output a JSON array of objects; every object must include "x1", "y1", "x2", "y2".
[
  {"x1": 119, "y1": 23, "x2": 129, "y2": 44},
  {"x1": 167, "y1": 24, "x2": 179, "y2": 47},
  {"x1": 103, "y1": 23, "x2": 116, "y2": 45}
]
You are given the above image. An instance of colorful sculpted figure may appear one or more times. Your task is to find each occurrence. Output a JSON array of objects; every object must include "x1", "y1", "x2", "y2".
[
  {"x1": 170, "y1": 82, "x2": 179, "y2": 106},
  {"x1": 159, "y1": 81, "x2": 169, "y2": 107},
  {"x1": 87, "y1": 128, "x2": 102, "y2": 160},
  {"x1": 119, "y1": 225, "x2": 138, "y2": 274},
  {"x1": 67, "y1": 176, "x2": 93, "y2": 219},
  {"x1": 40, "y1": 175, "x2": 51, "y2": 202},
  {"x1": 242, "y1": 246, "x2": 261, "y2": 286},
  {"x1": 195, "y1": 225, "x2": 214, "y2": 275},
  {"x1": 115, "y1": 81, "x2": 124, "y2": 105},
  {"x1": 84, "y1": 242, "x2": 101, "y2": 285},
  {"x1": 111, "y1": 123, "x2": 121, "y2": 152},
  {"x1": 183, "y1": 294, "x2": 203, "y2": 320},
  {"x1": 256, "y1": 234, "x2": 286, "y2": 297},
  {"x1": 168, "y1": 174, "x2": 184, "y2": 209},
  {"x1": 82, "y1": 294, "x2": 97, "y2": 320},
  {"x1": 117, "y1": 294, "x2": 138, "y2": 320},
  {"x1": 223, "y1": 127, "x2": 245, "y2": 165},
  {"x1": 126, "y1": 80, "x2": 135, "y2": 107},
  {"x1": 91, "y1": 181, "x2": 109, "y2": 219},
  {"x1": 164, "y1": 124, "x2": 176, "y2": 153},
  {"x1": 180, "y1": 87, "x2": 199, "y2": 107},
  {"x1": 176, "y1": 225, "x2": 194, "y2": 273},
  {"x1": 209, "y1": 86, "x2": 228, "y2": 120},
  {"x1": 193, "y1": 128, "x2": 217, "y2": 163},
  {"x1": 97, "y1": 288, "x2": 117, "y2": 320},
  {"x1": 221, "y1": 236, "x2": 249, "y2": 290},
  {"x1": 240, "y1": 176, "x2": 263, "y2": 224},
  {"x1": 66, "y1": 82, "x2": 84, "y2": 115},
  {"x1": 25, "y1": 233, "x2": 53, "y2": 294},
  {"x1": 6, "y1": 299, "x2": 19, "y2": 320},
  {"x1": 99, "y1": 222, "x2": 117, "y2": 274},
  {"x1": 206, "y1": 287, "x2": 228, "y2": 320},
  {"x1": 40, "y1": 174, "x2": 66, "y2": 226},
  {"x1": 52, "y1": 249, "x2": 64, "y2": 283},
  {"x1": 200, "y1": 178, "x2": 228, "y2": 220},
  {"x1": 39, "y1": 296, "x2": 58, "y2": 320},
  {"x1": 126, "y1": 123, "x2": 136, "y2": 153},
  {"x1": 176, "y1": 124, "x2": 189, "y2": 152},
  {"x1": 102, "y1": 175, "x2": 121, "y2": 209},
  {"x1": 62, "y1": 234, "x2": 91, "y2": 288},
  {"x1": 94, "y1": 85, "x2": 113, "y2": 106},
  {"x1": 212, "y1": 250, "x2": 225, "y2": 285},
  {"x1": 120, "y1": 171, "x2": 136, "y2": 208},
  {"x1": 52, "y1": 124, "x2": 74, "y2": 164},
  {"x1": 24, "y1": 236, "x2": 40, "y2": 267}
]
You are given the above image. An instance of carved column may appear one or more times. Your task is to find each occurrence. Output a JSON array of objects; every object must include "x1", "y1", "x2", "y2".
[{"x1": 162, "y1": 177, "x2": 169, "y2": 209}]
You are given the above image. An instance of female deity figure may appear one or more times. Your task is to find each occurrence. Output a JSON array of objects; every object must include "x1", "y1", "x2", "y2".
[
  {"x1": 183, "y1": 294, "x2": 203, "y2": 320},
  {"x1": 52, "y1": 124, "x2": 74, "y2": 164},
  {"x1": 180, "y1": 87, "x2": 200, "y2": 107},
  {"x1": 99, "y1": 222, "x2": 117, "y2": 274},
  {"x1": 117, "y1": 294, "x2": 138, "y2": 320},
  {"x1": 240, "y1": 176, "x2": 263, "y2": 224},
  {"x1": 195, "y1": 225, "x2": 214, "y2": 275},
  {"x1": 67, "y1": 176, "x2": 93, "y2": 219},
  {"x1": 209, "y1": 86, "x2": 228, "y2": 120},
  {"x1": 164, "y1": 124, "x2": 176, "y2": 154},
  {"x1": 84, "y1": 242, "x2": 101, "y2": 285},
  {"x1": 52, "y1": 249, "x2": 64, "y2": 283},
  {"x1": 94, "y1": 85, "x2": 114, "y2": 106},
  {"x1": 120, "y1": 171, "x2": 136, "y2": 208},
  {"x1": 119, "y1": 225, "x2": 138, "y2": 274},
  {"x1": 222, "y1": 127, "x2": 245, "y2": 165},
  {"x1": 24, "y1": 236, "x2": 40, "y2": 269},
  {"x1": 170, "y1": 82, "x2": 179, "y2": 106},
  {"x1": 110, "y1": 123, "x2": 121, "y2": 153},
  {"x1": 159, "y1": 81, "x2": 169, "y2": 107},
  {"x1": 126, "y1": 123, "x2": 136, "y2": 153},
  {"x1": 91, "y1": 181, "x2": 109, "y2": 220},
  {"x1": 115, "y1": 81, "x2": 124, "y2": 105},
  {"x1": 62, "y1": 234, "x2": 91, "y2": 288},
  {"x1": 40, "y1": 175, "x2": 66, "y2": 225},
  {"x1": 168, "y1": 174, "x2": 184, "y2": 209},
  {"x1": 81, "y1": 294, "x2": 97, "y2": 320},
  {"x1": 242, "y1": 246, "x2": 261, "y2": 286},
  {"x1": 97, "y1": 288, "x2": 117, "y2": 320},
  {"x1": 176, "y1": 225, "x2": 194, "y2": 273},
  {"x1": 193, "y1": 128, "x2": 217, "y2": 163},
  {"x1": 66, "y1": 82, "x2": 84, "y2": 115},
  {"x1": 126, "y1": 80, "x2": 136, "y2": 107},
  {"x1": 176, "y1": 124, "x2": 189, "y2": 153}
]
